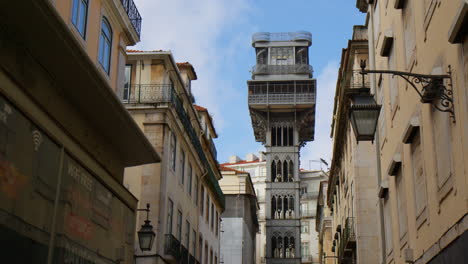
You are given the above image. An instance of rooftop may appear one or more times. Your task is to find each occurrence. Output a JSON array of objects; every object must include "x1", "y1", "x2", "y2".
[{"x1": 252, "y1": 31, "x2": 312, "y2": 45}]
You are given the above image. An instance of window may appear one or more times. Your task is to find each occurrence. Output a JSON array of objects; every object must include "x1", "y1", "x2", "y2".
[
  {"x1": 388, "y1": 44, "x2": 398, "y2": 110},
  {"x1": 215, "y1": 211, "x2": 219, "y2": 236},
  {"x1": 210, "y1": 203, "x2": 214, "y2": 231},
  {"x1": 270, "y1": 47, "x2": 293, "y2": 65},
  {"x1": 123, "y1": 65, "x2": 132, "y2": 100},
  {"x1": 71, "y1": 0, "x2": 88, "y2": 37},
  {"x1": 185, "y1": 220, "x2": 190, "y2": 248},
  {"x1": 188, "y1": 164, "x2": 193, "y2": 196},
  {"x1": 301, "y1": 242, "x2": 309, "y2": 257},
  {"x1": 192, "y1": 230, "x2": 196, "y2": 255},
  {"x1": 411, "y1": 131, "x2": 427, "y2": 226},
  {"x1": 383, "y1": 196, "x2": 393, "y2": 254},
  {"x1": 301, "y1": 221, "x2": 309, "y2": 233},
  {"x1": 205, "y1": 195, "x2": 209, "y2": 222},
  {"x1": 432, "y1": 109, "x2": 453, "y2": 196},
  {"x1": 98, "y1": 17, "x2": 112, "y2": 74},
  {"x1": 180, "y1": 150, "x2": 185, "y2": 185},
  {"x1": 210, "y1": 249, "x2": 213, "y2": 264},
  {"x1": 199, "y1": 236, "x2": 203, "y2": 262},
  {"x1": 170, "y1": 132, "x2": 177, "y2": 171},
  {"x1": 177, "y1": 210, "x2": 182, "y2": 241},
  {"x1": 167, "y1": 199, "x2": 174, "y2": 234},
  {"x1": 194, "y1": 175, "x2": 199, "y2": 205},
  {"x1": 204, "y1": 244, "x2": 208, "y2": 264},
  {"x1": 201, "y1": 186, "x2": 205, "y2": 214},
  {"x1": 215, "y1": 255, "x2": 218, "y2": 264},
  {"x1": 395, "y1": 168, "x2": 407, "y2": 240}
]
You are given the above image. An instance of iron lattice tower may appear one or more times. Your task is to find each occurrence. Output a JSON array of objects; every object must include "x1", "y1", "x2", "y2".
[{"x1": 247, "y1": 32, "x2": 316, "y2": 264}]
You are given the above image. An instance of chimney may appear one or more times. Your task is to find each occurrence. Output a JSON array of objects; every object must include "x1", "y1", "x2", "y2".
[
  {"x1": 246, "y1": 153, "x2": 258, "y2": 162},
  {"x1": 229, "y1": 155, "x2": 241, "y2": 164}
]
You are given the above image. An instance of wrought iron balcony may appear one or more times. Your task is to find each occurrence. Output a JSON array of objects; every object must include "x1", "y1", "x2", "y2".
[
  {"x1": 338, "y1": 217, "x2": 356, "y2": 264},
  {"x1": 122, "y1": 83, "x2": 225, "y2": 207},
  {"x1": 164, "y1": 234, "x2": 181, "y2": 259},
  {"x1": 248, "y1": 82, "x2": 316, "y2": 106},
  {"x1": 180, "y1": 245, "x2": 189, "y2": 264},
  {"x1": 120, "y1": 0, "x2": 142, "y2": 38},
  {"x1": 123, "y1": 84, "x2": 172, "y2": 104},
  {"x1": 252, "y1": 64, "x2": 313, "y2": 76},
  {"x1": 346, "y1": 70, "x2": 370, "y2": 89},
  {"x1": 189, "y1": 254, "x2": 196, "y2": 264},
  {"x1": 249, "y1": 93, "x2": 315, "y2": 105}
]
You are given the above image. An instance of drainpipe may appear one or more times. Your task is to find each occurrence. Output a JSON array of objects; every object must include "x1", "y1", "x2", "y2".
[{"x1": 367, "y1": 2, "x2": 387, "y2": 264}]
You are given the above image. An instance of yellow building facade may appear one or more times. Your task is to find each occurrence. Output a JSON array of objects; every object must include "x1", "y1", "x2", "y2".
[
  {"x1": 0, "y1": 0, "x2": 158, "y2": 264},
  {"x1": 122, "y1": 51, "x2": 224, "y2": 264},
  {"x1": 327, "y1": 1, "x2": 468, "y2": 263}
]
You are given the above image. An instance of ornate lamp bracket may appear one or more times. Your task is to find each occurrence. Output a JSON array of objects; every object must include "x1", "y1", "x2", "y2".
[{"x1": 360, "y1": 62, "x2": 455, "y2": 122}]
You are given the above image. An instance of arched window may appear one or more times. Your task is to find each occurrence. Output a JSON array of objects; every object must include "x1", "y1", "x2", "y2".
[
  {"x1": 277, "y1": 161, "x2": 282, "y2": 182},
  {"x1": 98, "y1": 17, "x2": 112, "y2": 74},
  {"x1": 271, "y1": 161, "x2": 276, "y2": 182},
  {"x1": 283, "y1": 160, "x2": 288, "y2": 182},
  {"x1": 271, "y1": 196, "x2": 277, "y2": 218},
  {"x1": 288, "y1": 160, "x2": 294, "y2": 182}
]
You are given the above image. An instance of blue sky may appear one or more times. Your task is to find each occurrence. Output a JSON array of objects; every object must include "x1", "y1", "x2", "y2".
[{"x1": 134, "y1": 0, "x2": 365, "y2": 170}]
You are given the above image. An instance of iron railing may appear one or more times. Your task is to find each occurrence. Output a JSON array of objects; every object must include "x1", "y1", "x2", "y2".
[
  {"x1": 252, "y1": 31, "x2": 312, "y2": 43},
  {"x1": 338, "y1": 217, "x2": 356, "y2": 264},
  {"x1": 188, "y1": 254, "x2": 196, "y2": 264},
  {"x1": 123, "y1": 84, "x2": 172, "y2": 103},
  {"x1": 180, "y1": 245, "x2": 189, "y2": 264},
  {"x1": 164, "y1": 234, "x2": 181, "y2": 259},
  {"x1": 300, "y1": 210, "x2": 316, "y2": 218},
  {"x1": 171, "y1": 92, "x2": 225, "y2": 207},
  {"x1": 248, "y1": 93, "x2": 315, "y2": 105},
  {"x1": 120, "y1": 0, "x2": 142, "y2": 38},
  {"x1": 123, "y1": 85, "x2": 225, "y2": 207},
  {"x1": 252, "y1": 64, "x2": 313, "y2": 76},
  {"x1": 346, "y1": 70, "x2": 370, "y2": 89}
]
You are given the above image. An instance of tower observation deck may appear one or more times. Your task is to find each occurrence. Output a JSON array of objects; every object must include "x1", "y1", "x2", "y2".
[{"x1": 247, "y1": 31, "x2": 316, "y2": 264}]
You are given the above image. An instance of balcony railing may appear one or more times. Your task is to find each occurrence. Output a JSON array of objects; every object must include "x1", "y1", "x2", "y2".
[
  {"x1": 120, "y1": 0, "x2": 142, "y2": 38},
  {"x1": 164, "y1": 234, "x2": 181, "y2": 259},
  {"x1": 189, "y1": 254, "x2": 196, "y2": 264},
  {"x1": 300, "y1": 210, "x2": 316, "y2": 218},
  {"x1": 338, "y1": 217, "x2": 356, "y2": 263},
  {"x1": 249, "y1": 93, "x2": 315, "y2": 105},
  {"x1": 123, "y1": 84, "x2": 172, "y2": 104},
  {"x1": 123, "y1": 84, "x2": 225, "y2": 207},
  {"x1": 346, "y1": 70, "x2": 370, "y2": 89},
  {"x1": 252, "y1": 64, "x2": 313, "y2": 76},
  {"x1": 252, "y1": 31, "x2": 312, "y2": 43},
  {"x1": 180, "y1": 245, "x2": 189, "y2": 264}
]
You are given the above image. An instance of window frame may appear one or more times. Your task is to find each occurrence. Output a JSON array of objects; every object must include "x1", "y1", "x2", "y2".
[
  {"x1": 71, "y1": 0, "x2": 88, "y2": 38},
  {"x1": 98, "y1": 17, "x2": 113, "y2": 75}
]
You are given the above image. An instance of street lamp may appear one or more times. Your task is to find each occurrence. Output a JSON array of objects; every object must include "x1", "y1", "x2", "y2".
[
  {"x1": 137, "y1": 203, "x2": 155, "y2": 251},
  {"x1": 348, "y1": 87, "x2": 381, "y2": 142},
  {"x1": 347, "y1": 60, "x2": 381, "y2": 142}
]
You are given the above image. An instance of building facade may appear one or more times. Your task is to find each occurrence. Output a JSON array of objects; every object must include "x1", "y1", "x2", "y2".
[
  {"x1": 218, "y1": 167, "x2": 259, "y2": 264},
  {"x1": 122, "y1": 51, "x2": 224, "y2": 264},
  {"x1": 0, "y1": 0, "x2": 159, "y2": 264},
  {"x1": 221, "y1": 153, "x2": 268, "y2": 263},
  {"x1": 299, "y1": 170, "x2": 327, "y2": 264},
  {"x1": 247, "y1": 31, "x2": 317, "y2": 264},
  {"x1": 222, "y1": 154, "x2": 324, "y2": 264},
  {"x1": 327, "y1": 25, "x2": 382, "y2": 264},
  {"x1": 354, "y1": 1, "x2": 468, "y2": 263},
  {"x1": 315, "y1": 181, "x2": 334, "y2": 264}
]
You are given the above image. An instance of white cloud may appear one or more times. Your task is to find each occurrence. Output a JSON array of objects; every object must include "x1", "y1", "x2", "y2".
[
  {"x1": 300, "y1": 61, "x2": 339, "y2": 171},
  {"x1": 133, "y1": 0, "x2": 253, "y2": 130}
]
